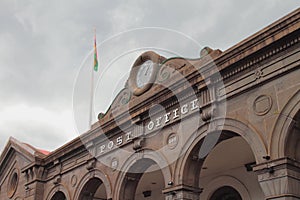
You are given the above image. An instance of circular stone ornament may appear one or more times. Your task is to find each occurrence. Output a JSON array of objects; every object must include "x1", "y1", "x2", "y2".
[
  {"x1": 167, "y1": 133, "x2": 179, "y2": 149},
  {"x1": 111, "y1": 157, "x2": 119, "y2": 171},
  {"x1": 7, "y1": 169, "x2": 19, "y2": 198},
  {"x1": 253, "y1": 95, "x2": 272, "y2": 116}
]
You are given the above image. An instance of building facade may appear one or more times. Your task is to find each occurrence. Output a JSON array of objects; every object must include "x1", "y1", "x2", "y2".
[{"x1": 0, "y1": 8, "x2": 299, "y2": 200}]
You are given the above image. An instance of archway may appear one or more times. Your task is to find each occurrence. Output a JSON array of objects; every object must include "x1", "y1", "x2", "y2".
[
  {"x1": 175, "y1": 118, "x2": 267, "y2": 189},
  {"x1": 173, "y1": 117, "x2": 267, "y2": 199},
  {"x1": 119, "y1": 158, "x2": 165, "y2": 200},
  {"x1": 270, "y1": 90, "x2": 300, "y2": 158},
  {"x1": 209, "y1": 186, "x2": 242, "y2": 200},
  {"x1": 74, "y1": 169, "x2": 112, "y2": 200},
  {"x1": 46, "y1": 185, "x2": 70, "y2": 200},
  {"x1": 285, "y1": 110, "x2": 300, "y2": 160},
  {"x1": 78, "y1": 177, "x2": 107, "y2": 200},
  {"x1": 199, "y1": 136, "x2": 264, "y2": 199},
  {"x1": 50, "y1": 191, "x2": 66, "y2": 200}
]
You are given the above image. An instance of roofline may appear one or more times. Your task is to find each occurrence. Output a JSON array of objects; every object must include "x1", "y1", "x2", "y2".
[
  {"x1": 1, "y1": 8, "x2": 299, "y2": 165},
  {"x1": 0, "y1": 137, "x2": 41, "y2": 170},
  {"x1": 215, "y1": 8, "x2": 300, "y2": 70}
]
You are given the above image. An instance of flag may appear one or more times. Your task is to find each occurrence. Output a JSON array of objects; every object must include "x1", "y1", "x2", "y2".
[{"x1": 93, "y1": 32, "x2": 98, "y2": 72}]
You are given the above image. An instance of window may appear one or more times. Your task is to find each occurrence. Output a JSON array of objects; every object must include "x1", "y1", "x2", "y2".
[{"x1": 7, "y1": 170, "x2": 18, "y2": 198}]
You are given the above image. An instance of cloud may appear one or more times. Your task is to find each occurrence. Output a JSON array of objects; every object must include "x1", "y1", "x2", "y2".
[
  {"x1": 0, "y1": 103, "x2": 75, "y2": 152},
  {"x1": 0, "y1": 0, "x2": 299, "y2": 152}
]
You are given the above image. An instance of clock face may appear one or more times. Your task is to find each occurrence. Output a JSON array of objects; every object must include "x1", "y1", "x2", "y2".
[{"x1": 136, "y1": 60, "x2": 154, "y2": 88}]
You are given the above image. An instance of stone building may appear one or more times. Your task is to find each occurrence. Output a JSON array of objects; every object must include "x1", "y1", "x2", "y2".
[{"x1": 0, "y1": 8, "x2": 299, "y2": 200}]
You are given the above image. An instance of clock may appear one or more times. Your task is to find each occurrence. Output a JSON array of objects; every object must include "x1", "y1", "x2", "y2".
[
  {"x1": 136, "y1": 60, "x2": 154, "y2": 88},
  {"x1": 128, "y1": 51, "x2": 165, "y2": 96}
]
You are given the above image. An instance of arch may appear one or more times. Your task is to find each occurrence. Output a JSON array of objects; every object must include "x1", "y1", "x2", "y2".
[
  {"x1": 175, "y1": 118, "x2": 267, "y2": 186},
  {"x1": 73, "y1": 169, "x2": 112, "y2": 200},
  {"x1": 285, "y1": 110, "x2": 300, "y2": 160},
  {"x1": 270, "y1": 89, "x2": 300, "y2": 159},
  {"x1": 50, "y1": 191, "x2": 66, "y2": 200},
  {"x1": 114, "y1": 149, "x2": 172, "y2": 200},
  {"x1": 45, "y1": 184, "x2": 70, "y2": 200},
  {"x1": 201, "y1": 176, "x2": 251, "y2": 200}
]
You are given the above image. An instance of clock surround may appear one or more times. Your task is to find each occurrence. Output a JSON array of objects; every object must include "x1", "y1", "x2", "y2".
[{"x1": 128, "y1": 51, "x2": 165, "y2": 96}]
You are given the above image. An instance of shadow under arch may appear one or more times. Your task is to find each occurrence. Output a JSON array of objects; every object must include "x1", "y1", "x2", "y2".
[
  {"x1": 270, "y1": 89, "x2": 300, "y2": 159},
  {"x1": 202, "y1": 175, "x2": 251, "y2": 200},
  {"x1": 174, "y1": 117, "x2": 267, "y2": 187},
  {"x1": 114, "y1": 149, "x2": 172, "y2": 200},
  {"x1": 45, "y1": 184, "x2": 70, "y2": 200},
  {"x1": 73, "y1": 169, "x2": 112, "y2": 200}
]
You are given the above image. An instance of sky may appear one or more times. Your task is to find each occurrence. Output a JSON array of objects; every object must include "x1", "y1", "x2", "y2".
[{"x1": 0, "y1": 0, "x2": 299, "y2": 153}]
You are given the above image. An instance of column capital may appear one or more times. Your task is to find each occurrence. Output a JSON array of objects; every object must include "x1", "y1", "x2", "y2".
[
  {"x1": 253, "y1": 157, "x2": 300, "y2": 199},
  {"x1": 163, "y1": 184, "x2": 202, "y2": 200}
]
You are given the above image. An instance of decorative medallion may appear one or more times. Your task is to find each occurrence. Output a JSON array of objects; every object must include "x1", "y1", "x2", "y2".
[
  {"x1": 111, "y1": 157, "x2": 119, "y2": 171},
  {"x1": 167, "y1": 133, "x2": 179, "y2": 149},
  {"x1": 117, "y1": 88, "x2": 131, "y2": 106},
  {"x1": 253, "y1": 95, "x2": 272, "y2": 116},
  {"x1": 254, "y1": 68, "x2": 263, "y2": 79},
  {"x1": 157, "y1": 64, "x2": 174, "y2": 82},
  {"x1": 71, "y1": 175, "x2": 77, "y2": 187}
]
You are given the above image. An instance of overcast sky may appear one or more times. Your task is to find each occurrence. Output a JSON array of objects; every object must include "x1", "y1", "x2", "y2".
[{"x1": 0, "y1": 0, "x2": 299, "y2": 153}]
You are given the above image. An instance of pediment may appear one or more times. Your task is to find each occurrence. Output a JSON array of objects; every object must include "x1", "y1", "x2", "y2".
[
  {"x1": 97, "y1": 48, "x2": 222, "y2": 122},
  {"x1": 0, "y1": 137, "x2": 48, "y2": 176}
]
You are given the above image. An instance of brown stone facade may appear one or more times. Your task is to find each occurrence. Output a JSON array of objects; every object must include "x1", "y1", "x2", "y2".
[{"x1": 1, "y1": 8, "x2": 300, "y2": 200}]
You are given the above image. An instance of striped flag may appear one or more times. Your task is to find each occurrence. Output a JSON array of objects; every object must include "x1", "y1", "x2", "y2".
[{"x1": 93, "y1": 32, "x2": 98, "y2": 72}]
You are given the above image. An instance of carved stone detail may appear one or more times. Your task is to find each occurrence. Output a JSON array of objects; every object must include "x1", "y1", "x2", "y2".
[
  {"x1": 157, "y1": 64, "x2": 175, "y2": 82},
  {"x1": 133, "y1": 137, "x2": 145, "y2": 151},
  {"x1": 86, "y1": 159, "x2": 96, "y2": 170},
  {"x1": 254, "y1": 68, "x2": 263, "y2": 79},
  {"x1": 163, "y1": 185, "x2": 202, "y2": 200},
  {"x1": 167, "y1": 133, "x2": 179, "y2": 149},
  {"x1": 116, "y1": 88, "x2": 131, "y2": 106},
  {"x1": 254, "y1": 158, "x2": 300, "y2": 199},
  {"x1": 7, "y1": 168, "x2": 19, "y2": 198},
  {"x1": 111, "y1": 157, "x2": 119, "y2": 171},
  {"x1": 253, "y1": 95, "x2": 272, "y2": 116},
  {"x1": 53, "y1": 176, "x2": 61, "y2": 185},
  {"x1": 221, "y1": 35, "x2": 300, "y2": 81},
  {"x1": 71, "y1": 175, "x2": 77, "y2": 187}
]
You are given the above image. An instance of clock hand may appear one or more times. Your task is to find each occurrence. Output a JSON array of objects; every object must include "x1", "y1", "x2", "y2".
[{"x1": 144, "y1": 65, "x2": 150, "y2": 76}]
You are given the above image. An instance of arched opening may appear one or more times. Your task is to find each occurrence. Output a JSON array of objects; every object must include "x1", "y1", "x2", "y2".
[
  {"x1": 199, "y1": 136, "x2": 264, "y2": 199},
  {"x1": 119, "y1": 158, "x2": 165, "y2": 200},
  {"x1": 270, "y1": 90, "x2": 300, "y2": 159},
  {"x1": 285, "y1": 110, "x2": 300, "y2": 160},
  {"x1": 51, "y1": 191, "x2": 67, "y2": 200},
  {"x1": 180, "y1": 129, "x2": 265, "y2": 199},
  {"x1": 209, "y1": 186, "x2": 242, "y2": 200},
  {"x1": 78, "y1": 177, "x2": 107, "y2": 200}
]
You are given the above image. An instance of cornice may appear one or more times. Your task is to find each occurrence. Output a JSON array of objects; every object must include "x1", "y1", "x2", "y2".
[{"x1": 6, "y1": 8, "x2": 299, "y2": 166}]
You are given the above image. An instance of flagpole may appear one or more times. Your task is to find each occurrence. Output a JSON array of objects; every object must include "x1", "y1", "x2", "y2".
[
  {"x1": 89, "y1": 28, "x2": 96, "y2": 129},
  {"x1": 89, "y1": 60, "x2": 94, "y2": 129}
]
